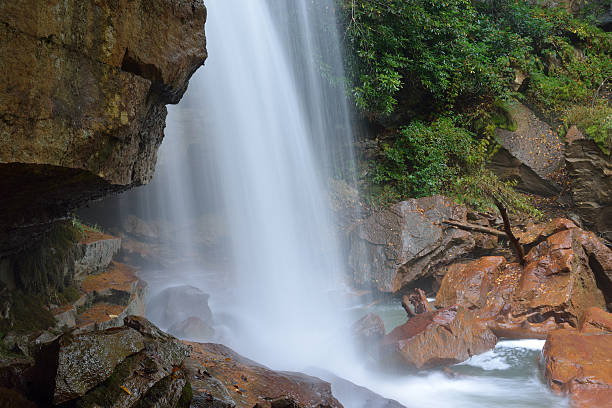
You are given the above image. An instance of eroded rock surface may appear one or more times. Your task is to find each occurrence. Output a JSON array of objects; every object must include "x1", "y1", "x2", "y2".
[
  {"x1": 382, "y1": 306, "x2": 497, "y2": 368},
  {"x1": 436, "y1": 220, "x2": 611, "y2": 339},
  {"x1": 186, "y1": 342, "x2": 344, "y2": 408},
  {"x1": 543, "y1": 308, "x2": 612, "y2": 408},
  {"x1": 0, "y1": 0, "x2": 207, "y2": 253},
  {"x1": 565, "y1": 136, "x2": 612, "y2": 242},
  {"x1": 348, "y1": 196, "x2": 477, "y2": 293}
]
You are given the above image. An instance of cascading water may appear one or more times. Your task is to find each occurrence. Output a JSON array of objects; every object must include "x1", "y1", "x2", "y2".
[{"x1": 110, "y1": 1, "x2": 570, "y2": 407}]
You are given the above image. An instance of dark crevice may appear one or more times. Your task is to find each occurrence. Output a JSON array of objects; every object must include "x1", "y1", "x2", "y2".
[{"x1": 589, "y1": 254, "x2": 612, "y2": 305}]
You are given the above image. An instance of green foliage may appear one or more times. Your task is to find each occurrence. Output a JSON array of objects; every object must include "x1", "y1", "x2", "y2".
[
  {"x1": 339, "y1": 0, "x2": 611, "y2": 119},
  {"x1": 450, "y1": 169, "x2": 542, "y2": 218},
  {"x1": 0, "y1": 292, "x2": 56, "y2": 335},
  {"x1": 564, "y1": 104, "x2": 612, "y2": 154},
  {"x1": 370, "y1": 117, "x2": 481, "y2": 198},
  {"x1": 339, "y1": 0, "x2": 530, "y2": 117}
]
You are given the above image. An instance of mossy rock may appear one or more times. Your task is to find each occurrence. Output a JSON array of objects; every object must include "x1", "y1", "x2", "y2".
[{"x1": 0, "y1": 292, "x2": 55, "y2": 335}]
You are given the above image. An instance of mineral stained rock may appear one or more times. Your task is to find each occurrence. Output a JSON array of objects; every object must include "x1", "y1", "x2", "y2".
[{"x1": 0, "y1": 0, "x2": 207, "y2": 253}]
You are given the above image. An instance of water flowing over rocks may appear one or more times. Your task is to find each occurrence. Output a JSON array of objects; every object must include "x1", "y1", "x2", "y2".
[
  {"x1": 0, "y1": 0, "x2": 207, "y2": 254},
  {"x1": 348, "y1": 195, "x2": 482, "y2": 293}
]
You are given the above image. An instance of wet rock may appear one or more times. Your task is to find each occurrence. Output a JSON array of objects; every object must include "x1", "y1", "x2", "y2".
[
  {"x1": 348, "y1": 195, "x2": 476, "y2": 293},
  {"x1": 402, "y1": 288, "x2": 434, "y2": 317},
  {"x1": 352, "y1": 313, "x2": 385, "y2": 357},
  {"x1": 516, "y1": 218, "x2": 577, "y2": 248},
  {"x1": 542, "y1": 330, "x2": 612, "y2": 408},
  {"x1": 579, "y1": 307, "x2": 612, "y2": 333},
  {"x1": 148, "y1": 285, "x2": 213, "y2": 330},
  {"x1": 0, "y1": 0, "x2": 207, "y2": 253},
  {"x1": 307, "y1": 368, "x2": 406, "y2": 408},
  {"x1": 436, "y1": 221, "x2": 610, "y2": 338},
  {"x1": 186, "y1": 342, "x2": 343, "y2": 408},
  {"x1": 69, "y1": 316, "x2": 191, "y2": 407},
  {"x1": 181, "y1": 357, "x2": 236, "y2": 408},
  {"x1": 382, "y1": 306, "x2": 497, "y2": 368},
  {"x1": 53, "y1": 327, "x2": 145, "y2": 404},
  {"x1": 168, "y1": 317, "x2": 215, "y2": 342},
  {"x1": 565, "y1": 137, "x2": 612, "y2": 242}
]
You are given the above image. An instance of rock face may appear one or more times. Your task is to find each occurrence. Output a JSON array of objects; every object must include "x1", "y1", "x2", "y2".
[
  {"x1": 436, "y1": 220, "x2": 611, "y2": 339},
  {"x1": 185, "y1": 342, "x2": 344, "y2": 408},
  {"x1": 53, "y1": 327, "x2": 145, "y2": 404},
  {"x1": 0, "y1": 0, "x2": 207, "y2": 253},
  {"x1": 489, "y1": 102, "x2": 563, "y2": 196},
  {"x1": 381, "y1": 306, "x2": 497, "y2": 368},
  {"x1": 542, "y1": 309, "x2": 612, "y2": 408},
  {"x1": 565, "y1": 135, "x2": 612, "y2": 241},
  {"x1": 147, "y1": 285, "x2": 213, "y2": 331},
  {"x1": 348, "y1": 195, "x2": 477, "y2": 293}
]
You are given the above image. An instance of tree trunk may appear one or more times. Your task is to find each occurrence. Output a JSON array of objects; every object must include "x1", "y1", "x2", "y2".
[{"x1": 494, "y1": 199, "x2": 526, "y2": 266}]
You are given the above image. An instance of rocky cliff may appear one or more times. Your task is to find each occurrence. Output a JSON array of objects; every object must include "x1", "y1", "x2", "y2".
[{"x1": 0, "y1": 0, "x2": 207, "y2": 254}]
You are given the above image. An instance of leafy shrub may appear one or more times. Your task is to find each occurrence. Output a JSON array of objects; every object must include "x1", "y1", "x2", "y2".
[
  {"x1": 370, "y1": 118, "x2": 481, "y2": 198},
  {"x1": 564, "y1": 104, "x2": 612, "y2": 154}
]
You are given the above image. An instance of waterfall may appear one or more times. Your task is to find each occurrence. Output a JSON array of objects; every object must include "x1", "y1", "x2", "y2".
[{"x1": 140, "y1": 0, "x2": 358, "y2": 371}]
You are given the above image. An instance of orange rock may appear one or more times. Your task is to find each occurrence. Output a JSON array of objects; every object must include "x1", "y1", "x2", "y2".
[
  {"x1": 435, "y1": 225, "x2": 609, "y2": 339},
  {"x1": 382, "y1": 306, "x2": 497, "y2": 368},
  {"x1": 579, "y1": 307, "x2": 612, "y2": 333},
  {"x1": 543, "y1": 330, "x2": 612, "y2": 407}
]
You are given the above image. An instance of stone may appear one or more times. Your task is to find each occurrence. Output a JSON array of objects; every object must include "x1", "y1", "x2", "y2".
[
  {"x1": 0, "y1": 0, "x2": 207, "y2": 253},
  {"x1": 168, "y1": 317, "x2": 215, "y2": 342},
  {"x1": 402, "y1": 288, "x2": 433, "y2": 316},
  {"x1": 307, "y1": 368, "x2": 406, "y2": 408},
  {"x1": 436, "y1": 222, "x2": 610, "y2": 339},
  {"x1": 352, "y1": 313, "x2": 385, "y2": 357},
  {"x1": 74, "y1": 230, "x2": 122, "y2": 280},
  {"x1": 382, "y1": 306, "x2": 497, "y2": 368},
  {"x1": 488, "y1": 102, "x2": 563, "y2": 196},
  {"x1": 148, "y1": 285, "x2": 213, "y2": 330},
  {"x1": 186, "y1": 342, "x2": 343, "y2": 408},
  {"x1": 348, "y1": 195, "x2": 475, "y2": 293},
  {"x1": 579, "y1": 307, "x2": 612, "y2": 333},
  {"x1": 565, "y1": 137, "x2": 612, "y2": 241},
  {"x1": 53, "y1": 327, "x2": 145, "y2": 404},
  {"x1": 181, "y1": 357, "x2": 236, "y2": 408},
  {"x1": 542, "y1": 330, "x2": 612, "y2": 408}
]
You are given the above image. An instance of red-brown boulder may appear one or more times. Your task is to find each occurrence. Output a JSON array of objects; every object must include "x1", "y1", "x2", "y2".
[
  {"x1": 436, "y1": 222, "x2": 609, "y2": 338},
  {"x1": 381, "y1": 306, "x2": 497, "y2": 368},
  {"x1": 543, "y1": 330, "x2": 612, "y2": 407}
]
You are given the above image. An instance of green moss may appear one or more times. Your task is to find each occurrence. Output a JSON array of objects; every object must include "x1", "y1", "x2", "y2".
[
  {"x1": 13, "y1": 221, "x2": 83, "y2": 297},
  {"x1": 177, "y1": 381, "x2": 192, "y2": 408},
  {"x1": 76, "y1": 354, "x2": 142, "y2": 407},
  {"x1": 0, "y1": 292, "x2": 55, "y2": 335},
  {"x1": 55, "y1": 285, "x2": 80, "y2": 306},
  {"x1": 133, "y1": 376, "x2": 174, "y2": 408}
]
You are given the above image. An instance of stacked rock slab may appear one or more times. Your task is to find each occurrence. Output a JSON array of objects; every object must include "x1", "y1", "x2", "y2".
[
  {"x1": 0, "y1": 0, "x2": 207, "y2": 253},
  {"x1": 51, "y1": 229, "x2": 146, "y2": 332}
]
